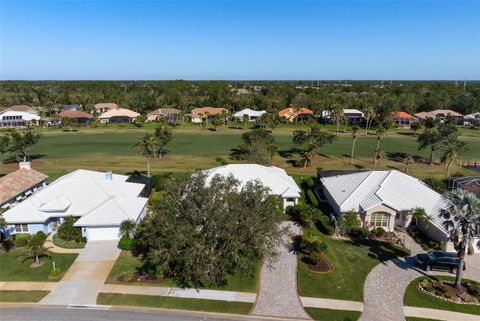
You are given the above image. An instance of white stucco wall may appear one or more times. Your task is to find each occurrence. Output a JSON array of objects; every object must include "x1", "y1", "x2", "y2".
[{"x1": 364, "y1": 203, "x2": 397, "y2": 232}]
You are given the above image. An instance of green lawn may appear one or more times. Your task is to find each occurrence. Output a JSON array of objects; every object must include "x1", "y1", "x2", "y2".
[
  {"x1": 2, "y1": 126, "x2": 479, "y2": 181},
  {"x1": 97, "y1": 293, "x2": 252, "y2": 314},
  {"x1": 298, "y1": 230, "x2": 410, "y2": 301},
  {"x1": 305, "y1": 307, "x2": 361, "y2": 321},
  {"x1": 0, "y1": 290, "x2": 50, "y2": 302},
  {"x1": 105, "y1": 251, "x2": 260, "y2": 293},
  {"x1": 52, "y1": 234, "x2": 86, "y2": 249},
  {"x1": 404, "y1": 275, "x2": 480, "y2": 315},
  {"x1": 0, "y1": 249, "x2": 78, "y2": 282}
]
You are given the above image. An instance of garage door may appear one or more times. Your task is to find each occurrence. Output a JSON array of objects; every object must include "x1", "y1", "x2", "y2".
[{"x1": 86, "y1": 227, "x2": 120, "y2": 241}]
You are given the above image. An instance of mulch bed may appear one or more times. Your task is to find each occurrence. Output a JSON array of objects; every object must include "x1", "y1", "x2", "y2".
[
  {"x1": 305, "y1": 252, "x2": 331, "y2": 273},
  {"x1": 118, "y1": 273, "x2": 169, "y2": 284},
  {"x1": 419, "y1": 279, "x2": 480, "y2": 305}
]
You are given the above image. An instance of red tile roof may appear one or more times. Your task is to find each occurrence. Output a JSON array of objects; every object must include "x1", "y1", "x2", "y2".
[
  {"x1": 392, "y1": 111, "x2": 416, "y2": 119},
  {"x1": 0, "y1": 168, "x2": 48, "y2": 205}
]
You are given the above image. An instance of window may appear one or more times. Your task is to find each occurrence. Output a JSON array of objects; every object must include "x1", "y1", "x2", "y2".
[
  {"x1": 286, "y1": 198, "x2": 295, "y2": 202},
  {"x1": 15, "y1": 224, "x2": 29, "y2": 233},
  {"x1": 370, "y1": 212, "x2": 390, "y2": 228}
]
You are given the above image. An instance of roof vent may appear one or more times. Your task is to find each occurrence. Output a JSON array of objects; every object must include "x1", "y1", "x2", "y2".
[{"x1": 105, "y1": 171, "x2": 113, "y2": 181}]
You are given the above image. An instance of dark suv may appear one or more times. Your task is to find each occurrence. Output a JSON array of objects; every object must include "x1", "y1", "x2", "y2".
[{"x1": 415, "y1": 251, "x2": 466, "y2": 273}]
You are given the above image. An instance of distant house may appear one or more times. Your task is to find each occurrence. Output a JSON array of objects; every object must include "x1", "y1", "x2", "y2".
[
  {"x1": 2, "y1": 169, "x2": 148, "y2": 241},
  {"x1": 414, "y1": 109, "x2": 464, "y2": 122},
  {"x1": 0, "y1": 162, "x2": 48, "y2": 210},
  {"x1": 278, "y1": 107, "x2": 314, "y2": 123},
  {"x1": 190, "y1": 107, "x2": 229, "y2": 123},
  {"x1": 322, "y1": 109, "x2": 365, "y2": 124},
  {"x1": 463, "y1": 112, "x2": 479, "y2": 127},
  {"x1": 201, "y1": 164, "x2": 301, "y2": 211},
  {"x1": 63, "y1": 104, "x2": 81, "y2": 112},
  {"x1": 449, "y1": 176, "x2": 480, "y2": 199},
  {"x1": 0, "y1": 110, "x2": 41, "y2": 128},
  {"x1": 233, "y1": 108, "x2": 267, "y2": 122},
  {"x1": 147, "y1": 108, "x2": 182, "y2": 122},
  {"x1": 58, "y1": 110, "x2": 94, "y2": 125},
  {"x1": 391, "y1": 111, "x2": 419, "y2": 128},
  {"x1": 99, "y1": 108, "x2": 140, "y2": 124},
  {"x1": 94, "y1": 103, "x2": 118, "y2": 114},
  {"x1": 4, "y1": 105, "x2": 39, "y2": 115}
]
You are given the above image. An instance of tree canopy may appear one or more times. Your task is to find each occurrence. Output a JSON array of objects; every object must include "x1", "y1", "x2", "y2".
[
  {"x1": 232, "y1": 129, "x2": 277, "y2": 165},
  {"x1": 0, "y1": 129, "x2": 41, "y2": 162},
  {"x1": 133, "y1": 173, "x2": 285, "y2": 288}
]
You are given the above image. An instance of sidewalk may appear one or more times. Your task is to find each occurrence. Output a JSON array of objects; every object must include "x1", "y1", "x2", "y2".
[
  {"x1": 0, "y1": 282, "x2": 57, "y2": 291},
  {"x1": 45, "y1": 233, "x2": 84, "y2": 254}
]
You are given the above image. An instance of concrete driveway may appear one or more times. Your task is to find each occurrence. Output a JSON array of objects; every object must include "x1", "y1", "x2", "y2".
[{"x1": 41, "y1": 241, "x2": 120, "y2": 306}]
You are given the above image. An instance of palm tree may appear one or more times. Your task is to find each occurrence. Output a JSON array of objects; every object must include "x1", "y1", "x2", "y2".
[
  {"x1": 350, "y1": 125, "x2": 359, "y2": 165},
  {"x1": 411, "y1": 207, "x2": 427, "y2": 226},
  {"x1": 373, "y1": 127, "x2": 386, "y2": 168},
  {"x1": 119, "y1": 219, "x2": 136, "y2": 238},
  {"x1": 440, "y1": 142, "x2": 466, "y2": 178},
  {"x1": 440, "y1": 189, "x2": 480, "y2": 288},
  {"x1": 330, "y1": 108, "x2": 346, "y2": 136},
  {"x1": 132, "y1": 133, "x2": 158, "y2": 177},
  {"x1": 403, "y1": 154, "x2": 414, "y2": 174},
  {"x1": 19, "y1": 233, "x2": 50, "y2": 266}
]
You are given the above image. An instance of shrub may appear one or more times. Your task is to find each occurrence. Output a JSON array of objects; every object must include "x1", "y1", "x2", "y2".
[
  {"x1": 463, "y1": 280, "x2": 480, "y2": 297},
  {"x1": 350, "y1": 227, "x2": 369, "y2": 239},
  {"x1": 49, "y1": 268, "x2": 62, "y2": 278},
  {"x1": 306, "y1": 177, "x2": 315, "y2": 188},
  {"x1": 305, "y1": 251, "x2": 322, "y2": 265},
  {"x1": 118, "y1": 236, "x2": 134, "y2": 251},
  {"x1": 316, "y1": 215, "x2": 335, "y2": 236},
  {"x1": 371, "y1": 227, "x2": 386, "y2": 237},
  {"x1": 57, "y1": 217, "x2": 82, "y2": 241},
  {"x1": 337, "y1": 211, "x2": 361, "y2": 236},
  {"x1": 288, "y1": 203, "x2": 322, "y2": 228},
  {"x1": 431, "y1": 280, "x2": 448, "y2": 295},
  {"x1": 306, "y1": 190, "x2": 319, "y2": 207},
  {"x1": 35, "y1": 231, "x2": 47, "y2": 241},
  {"x1": 14, "y1": 234, "x2": 30, "y2": 247}
]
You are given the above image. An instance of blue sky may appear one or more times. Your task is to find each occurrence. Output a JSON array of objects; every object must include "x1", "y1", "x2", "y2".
[{"x1": 1, "y1": 0, "x2": 479, "y2": 80}]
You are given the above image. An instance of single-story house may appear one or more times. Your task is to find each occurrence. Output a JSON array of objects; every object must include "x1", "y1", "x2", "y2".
[
  {"x1": 58, "y1": 110, "x2": 94, "y2": 125},
  {"x1": 317, "y1": 170, "x2": 479, "y2": 253},
  {"x1": 414, "y1": 110, "x2": 464, "y2": 122},
  {"x1": 391, "y1": 111, "x2": 419, "y2": 128},
  {"x1": 0, "y1": 110, "x2": 41, "y2": 128},
  {"x1": 201, "y1": 164, "x2": 301, "y2": 210},
  {"x1": 94, "y1": 103, "x2": 118, "y2": 114},
  {"x1": 147, "y1": 108, "x2": 182, "y2": 122},
  {"x1": 2, "y1": 169, "x2": 149, "y2": 241},
  {"x1": 0, "y1": 162, "x2": 48, "y2": 209},
  {"x1": 321, "y1": 108, "x2": 365, "y2": 124},
  {"x1": 99, "y1": 108, "x2": 140, "y2": 124},
  {"x1": 190, "y1": 107, "x2": 229, "y2": 123},
  {"x1": 278, "y1": 107, "x2": 314, "y2": 123},
  {"x1": 4, "y1": 105, "x2": 39, "y2": 115},
  {"x1": 233, "y1": 108, "x2": 267, "y2": 122},
  {"x1": 463, "y1": 112, "x2": 479, "y2": 127}
]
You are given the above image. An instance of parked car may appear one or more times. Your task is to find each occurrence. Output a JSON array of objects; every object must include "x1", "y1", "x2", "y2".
[{"x1": 415, "y1": 251, "x2": 466, "y2": 273}]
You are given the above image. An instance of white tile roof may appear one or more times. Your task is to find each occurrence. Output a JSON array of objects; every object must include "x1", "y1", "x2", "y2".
[
  {"x1": 3, "y1": 169, "x2": 148, "y2": 227},
  {"x1": 0, "y1": 110, "x2": 41, "y2": 121},
  {"x1": 321, "y1": 170, "x2": 447, "y2": 235},
  {"x1": 202, "y1": 164, "x2": 301, "y2": 199},
  {"x1": 233, "y1": 108, "x2": 267, "y2": 118}
]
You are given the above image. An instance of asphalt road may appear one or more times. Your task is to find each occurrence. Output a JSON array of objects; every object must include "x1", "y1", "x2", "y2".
[{"x1": 0, "y1": 307, "x2": 286, "y2": 321}]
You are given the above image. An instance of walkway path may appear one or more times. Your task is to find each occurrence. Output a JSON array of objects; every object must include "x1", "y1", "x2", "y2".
[
  {"x1": 40, "y1": 240, "x2": 120, "y2": 306},
  {"x1": 250, "y1": 221, "x2": 310, "y2": 320},
  {"x1": 360, "y1": 230, "x2": 480, "y2": 321},
  {"x1": 45, "y1": 233, "x2": 84, "y2": 254}
]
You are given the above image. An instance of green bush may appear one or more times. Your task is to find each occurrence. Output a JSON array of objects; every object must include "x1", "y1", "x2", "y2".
[
  {"x1": 337, "y1": 211, "x2": 361, "y2": 236},
  {"x1": 118, "y1": 236, "x2": 134, "y2": 251},
  {"x1": 57, "y1": 217, "x2": 82, "y2": 241},
  {"x1": 49, "y1": 267, "x2": 62, "y2": 278},
  {"x1": 463, "y1": 280, "x2": 480, "y2": 297},
  {"x1": 371, "y1": 227, "x2": 386, "y2": 237},
  {"x1": 350, "y1": 227, "x2": 369, "y2": 239},
  {"x1": 306, "y1": 190, "x2": 319, "y2": 207},
  {"x1": 306, "y1": 177, "x2": 315, "y2": 188},
  {"x1": 35, "y1": 231, "x2": 47, "y2": 241},
  {"x1": 288, "y1": 203, "x2": 322, "y2": 228},
  {"x1": 316, "y1": 215, "x2": 335, "y2": 235},
  {"x1": 14, "y1": 234, "x2": 30, "y2": 247}
]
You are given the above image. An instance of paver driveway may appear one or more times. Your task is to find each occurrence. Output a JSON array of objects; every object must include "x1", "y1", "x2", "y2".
[
  {"x1": 41, "y1": 240, "x2": 120, "y2": 306},
  {"x1": 251, "y1": 221, "x2": 310, "y2": 320}
]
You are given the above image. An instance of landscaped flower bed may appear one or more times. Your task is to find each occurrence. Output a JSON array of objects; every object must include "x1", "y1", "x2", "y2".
[{"x1": 417, "y1": 278, "x2": 480, "y2": 305}]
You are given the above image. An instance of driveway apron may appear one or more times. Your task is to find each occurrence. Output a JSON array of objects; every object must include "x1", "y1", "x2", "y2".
[
  {"x1": 251, "y1": 221, "x2": 310, "y2": 320},
  {"x1": 40, "y1": 241, "x2": 120, "y2": 306}
]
